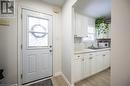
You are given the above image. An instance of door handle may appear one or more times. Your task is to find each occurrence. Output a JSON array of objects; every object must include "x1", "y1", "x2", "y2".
[
  {"x1": 89, "y1": 57, "x2": 93, "y2": 59},
  {"x1": 49, "y1": 45, "x2": 52, "y2": 48}
]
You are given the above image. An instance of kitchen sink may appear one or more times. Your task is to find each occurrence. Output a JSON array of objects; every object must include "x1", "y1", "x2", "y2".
[{"x1": 88, "y1": 47, "x2": 104, "y2": 50}]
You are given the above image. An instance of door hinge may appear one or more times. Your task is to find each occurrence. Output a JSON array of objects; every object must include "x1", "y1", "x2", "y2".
[
  {"x1": 21, "y1": 14, "x2": 22, "y2": 19},
  {"x1": 21, "y1": 44, "x2": 23, "y2": 50},
  {"x1": 21, "y1": 74, "x2": 23, "y2": 79}
]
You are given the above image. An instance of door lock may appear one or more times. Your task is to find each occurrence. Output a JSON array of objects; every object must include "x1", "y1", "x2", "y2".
[{"x1": 49, "y1": 50, "x2": 52, "y2": 52}]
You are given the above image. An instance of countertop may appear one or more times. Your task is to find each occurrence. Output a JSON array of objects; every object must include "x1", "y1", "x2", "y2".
[{"x1": 74, "y1": 48, "x2": 111, "y2": 54}]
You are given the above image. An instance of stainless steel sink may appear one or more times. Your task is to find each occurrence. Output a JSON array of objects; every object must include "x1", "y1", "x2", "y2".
[{"x1": 88, "y1": 47, "x2": 104, "y2": 50}]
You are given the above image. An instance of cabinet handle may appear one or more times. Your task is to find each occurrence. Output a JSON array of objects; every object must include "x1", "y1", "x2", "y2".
[
  {"x1": 89, "y1": 57, "x2": 93, "y2": 59},
  {"x1": 82, "y1": 58, "x2": 84, "y2": 61},
  {"x1": 78, "y1": 56, "x2": 80, "y2": 57},
  {"x1": 103, "y1": 54, "x2": 106, "y2": 56}
]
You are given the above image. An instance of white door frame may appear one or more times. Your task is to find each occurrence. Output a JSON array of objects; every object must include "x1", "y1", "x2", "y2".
[{"x1": 17, "y1": 6, "x2": 54, "y2": 85}]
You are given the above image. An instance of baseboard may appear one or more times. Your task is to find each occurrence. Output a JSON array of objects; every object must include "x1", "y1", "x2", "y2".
[
  {"x1": 0, "y1": 84, "x2": 18, "y2": 86},
  {"x1": 54, "y1": 72, "x2": 62, "y2": 77},
  {"x1": 53, "y1": 72, "x2": 74, "y2": 86},
  {"x1": 61, "y1": 73, "x2": 74, "y2": 86},
  {"x1": 10, "y1": 84, "x2": 18, "y2": 86}
]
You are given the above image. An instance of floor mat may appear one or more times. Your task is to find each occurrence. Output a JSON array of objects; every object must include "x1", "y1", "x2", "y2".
[{"x1": 29, "y1": 79, "x2": 53, "y2": 86}]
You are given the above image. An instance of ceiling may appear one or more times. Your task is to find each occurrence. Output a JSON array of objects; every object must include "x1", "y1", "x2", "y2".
[
  {"x1": 74, "y1": 0, "x2": 111, "y2": 18},
  {"x1": 42, "y1": 0, "x2": 66, "y2": 7}
]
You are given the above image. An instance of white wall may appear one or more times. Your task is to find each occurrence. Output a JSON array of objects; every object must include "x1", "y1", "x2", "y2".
[
  {"x1": 62, "y1": 0, "x2": 77, "y2": 84},
  {"x1": 0, "y1": 0, "x2": 62, "y2": 85},
  {"x1": 0, "y1": 18, "x2": 17, "y2": 85},
  {"x1": 111, "y1": 0, "x2": 130, "y2": 86}
]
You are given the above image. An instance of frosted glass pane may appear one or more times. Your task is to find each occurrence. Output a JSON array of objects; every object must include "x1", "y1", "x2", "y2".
[{"x1": 28, "y1": 16, "x2": 49, "y2": 47}]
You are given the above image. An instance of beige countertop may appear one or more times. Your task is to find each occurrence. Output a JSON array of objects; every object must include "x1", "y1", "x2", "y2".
[{"x1": 74, "y1": 48, "x2": 111, "y2": 54}]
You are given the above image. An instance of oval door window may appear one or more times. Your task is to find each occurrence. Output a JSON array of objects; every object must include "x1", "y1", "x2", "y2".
[
  {"x1": 30, "y1": 24, "x2": 48, "y2": 38},
  {"x1": 28, "y1": 16, "x2": 49, "y2": 47}
]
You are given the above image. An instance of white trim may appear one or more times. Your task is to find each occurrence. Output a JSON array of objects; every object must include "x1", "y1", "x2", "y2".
[
  {"x1": 17, "y1": 5, "x2": 54, "y2": 85},
  {"x1": 53, "y1": 72, "x2": 62, "y2": 77},
  {"x1": 21, "y1": 77, "x2": 52, "y2": 86},
  {"x1": 10, "y1": 84, "x2": 18, "y2": 86},
  {"x1": 53, "y1": 72, "x2": 75, "y2": 86},
  {"x1": 17, "y1": 5, "x2": 23, "y2": 85},
  {"x1": 61, "y1": 73, "x2": 74, "y2": 86}
]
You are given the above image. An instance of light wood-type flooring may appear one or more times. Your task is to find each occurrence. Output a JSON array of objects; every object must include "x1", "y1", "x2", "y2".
[
  {"x1": 52, "y1": 69, "x2": 110, "y2": 86},
  {"x1": 52, "y1": 75, "x2": 68, "y2": 86},
  {"x1": 75, "y1": 69, "x2": 110, "y2": 86},
  {"x1": 25, "y1": 69, "x2": 110, "y2": 86}
]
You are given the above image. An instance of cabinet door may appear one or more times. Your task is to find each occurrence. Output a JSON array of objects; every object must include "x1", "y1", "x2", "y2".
[
  {"x1": 83, "y1": 54, "x2": 91, "y2": 78},
  {"x1": 72, "y1": 57, "x2": 83, "y2": 82},
  {"x1": 75, "y1": 13, "x2": 88, "y2": 37},
  {"x1": 87, "y1": 53, "x2": 97, "y2": 75},
  {"x1": 103, "y1": 51, "x2": 110, "y2": 69},
  {"x1": 90, "y1": 56, "x2": 97, "y2": 75},
  {"x1": 96, "y1": 52, "x2": 104, "y2": 72},
  {"x1": 75, "y1": 13, "x2": 83, "y2": 37},
  {"x1": 82, "y1": 16, "x2": 88, "y2": 36}
]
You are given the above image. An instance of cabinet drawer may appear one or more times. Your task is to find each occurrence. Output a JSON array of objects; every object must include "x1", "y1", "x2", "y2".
[
  {"x1": 97, "y1": 50, "x2": 110, "y2": 55},
  {"x1": 85, "y1": 53, "x2": 96, "y2": 58},
  {"x1": 75, "y1": 54, "x2": 83, "y2": 60},
  {"x1": 104, "y1": 50, "x2": 110, "y2": 54}
]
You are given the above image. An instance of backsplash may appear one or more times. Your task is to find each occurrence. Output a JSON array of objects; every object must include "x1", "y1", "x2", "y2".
[
  {"x1": 74, "y1": 37, "x2": 97, "y2": 50},
  {"x1": 74, "y1": 37, "x2": 85, "y2": 50},
  {"x1": 74, "y1": 37, "x2": 111, "y2": 51}
]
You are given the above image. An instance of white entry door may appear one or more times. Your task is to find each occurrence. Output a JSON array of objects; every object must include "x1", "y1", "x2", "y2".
[{"x1": 22, "y1": 9, "x2": 53, "y2": 84}]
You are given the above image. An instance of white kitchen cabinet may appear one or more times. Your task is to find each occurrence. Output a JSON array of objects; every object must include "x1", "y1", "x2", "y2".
[
  {"x1": 96, "y1": 50, "x2": 110, "y2": 72},
  {"x1": 72, "y1": 54, "x2": 84, "y2": 82},
  {"x1": 72, "y1": 54, "x2": 91, "y2": 83},
  {"x1": 89, "y1": 53, "x2": 97, "y2": 75},
  {"x1": 83, "y1": 54, "x2": 91, "y2": 78},
  {"x1": 75, "y1": 12, "x2": 88, "y2": 37},
  {"x1": 103, "y1": 51, "x2": 110, "y2": 69},
  {"x1": 96, "y1": 52, "x2": 104, "y2": 72},
  {"x1": 74, "y1": 12, "x2": 95, "y2": 37},
  {"x1": 83, "y1": 53, "x2": 97, "y2": 77},
  {"x1": 72, "y1": 50, "x2": 110, "y2": 83},
  {"x1": 88, "y1": 17, "x2": 95, "y2": 27}
]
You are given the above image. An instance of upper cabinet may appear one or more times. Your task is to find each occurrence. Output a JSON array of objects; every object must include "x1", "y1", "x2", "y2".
[
  {"x1": 73, "y1": 11, "x2": 95, "y2": 37},
  {"x1": 75, "y1": 12, "x2": 88, "y2": 37}
]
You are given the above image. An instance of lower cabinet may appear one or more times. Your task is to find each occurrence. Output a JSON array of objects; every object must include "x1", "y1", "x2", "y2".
[
  {"x1": 85, "y1": 53, "x2": 97, "y2": 75},
  {"x1": 72, "y1": 50, "x2": 110, "y2": 83},
  {"x1": 72, "y1": 54, "x2": 91, "y2": 83},
  {"x1": 83, "y1": 56, "x2": 91, "y2": 78},
  {"x1": 96, "y1": 52, "x2": 104, "y2": 73},
  {"x1": 103, "y1": 51, "x2": 111, "y2": 69},
  {"x1": 72, "y1": 56, "x2": 83, "y2": 82}
]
